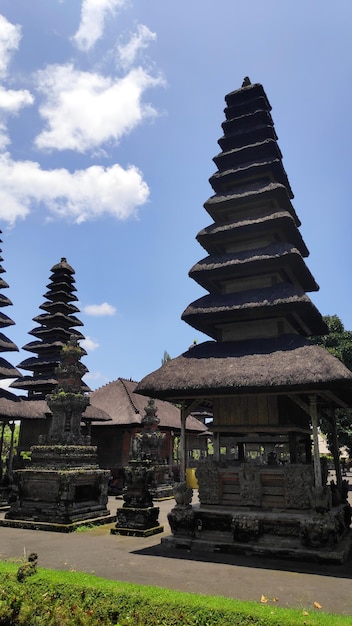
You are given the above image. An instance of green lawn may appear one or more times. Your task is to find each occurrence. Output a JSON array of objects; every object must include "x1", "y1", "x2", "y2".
[{"x1": 0, "y1": 560, "x2": 350, "y2": 625}]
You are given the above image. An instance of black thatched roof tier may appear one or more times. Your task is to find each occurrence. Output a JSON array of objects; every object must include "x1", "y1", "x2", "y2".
[
  {"x1": 209, "y1": 159, "x2": 293, "y2": 196},
  {"x1": 182, "y1": 284, "x2": 328, "y2": 338},
  {"x1": 42, "y1": 289, "x2": 78, "y2": 302},
  {"x1": 0, "y1": 312, "x2": 16, "y2": 328},
  {"x1": 189, "y1": 243, "x2": 318, "y2": 292},
  {"x1": 27, "y1": 328, "x2": 85, "y2": 342},
  {"x1": 0, "y1": 332, "x2": 19, "y2": 352},
  {"x1": 213, "y1": 139, "x2": 282, "y2": 171},
  {"x1": 16, "y1": 355, "x2": 89, "y2": 375},
  {"x1": 0, "y1": 294, "x2": 13, "y2": 307},
  {"x1": 196, "y1": 212, "x2": 308, "y2": 257},
  {"x1": 39, "y1": 301, "x2": 80, "y2": 314},
  {"x1": 136, "y1": 335, "x2": 352, "y2": 403},
  {"x1": 10, "y1": 374, "x2": 91, "y2": 393},
  {"x1": 32, "y1": 312, "x2": 83, "y2": 327},
  {"x1": 0, "y1": 357, "x2": 22, "y2": 379},
  {"x1": 203, "y1": 182, "x2": 300, "y2": 225},
  {"x1": 89, "y1": 377, "x2": 208, "y2": 433}
]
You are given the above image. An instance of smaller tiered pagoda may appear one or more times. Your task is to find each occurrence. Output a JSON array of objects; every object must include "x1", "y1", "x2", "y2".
[{"x1": 11, "y1": 257, "x2": 88, "y2": 399}]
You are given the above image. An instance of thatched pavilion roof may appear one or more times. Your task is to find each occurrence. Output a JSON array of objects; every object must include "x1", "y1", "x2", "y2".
[
  {"x1": 89, "y1": 377, "x2": 208, "y2": 433},
  {"x1": 136, "y1": 335, "x2": 352, "y2": 406},
  {"x1": 0, "y1": 394, "x2": 110, "y2": 422}
]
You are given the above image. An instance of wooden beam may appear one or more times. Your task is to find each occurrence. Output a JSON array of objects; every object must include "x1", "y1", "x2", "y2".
[{"x1": 288, "y1": 394, "x2": 310, "y2": 416}]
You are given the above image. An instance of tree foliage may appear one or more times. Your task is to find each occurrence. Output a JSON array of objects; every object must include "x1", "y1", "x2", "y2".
[
  {"x1": 161, "y1": 350, "x2": 171, "y2": 365},
  {"x1": 310, "y1": 315, "x2": 352, "y2": 456}
]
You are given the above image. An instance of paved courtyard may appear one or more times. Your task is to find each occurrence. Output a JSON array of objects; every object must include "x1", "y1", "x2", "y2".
[{"x1": 0, "y1": 485, "x2": 352, "y2": 616}]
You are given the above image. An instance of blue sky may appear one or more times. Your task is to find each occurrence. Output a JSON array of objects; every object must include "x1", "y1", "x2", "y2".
[{"x1": 0, "y1": 1, "x2": 351, "y2": 391}]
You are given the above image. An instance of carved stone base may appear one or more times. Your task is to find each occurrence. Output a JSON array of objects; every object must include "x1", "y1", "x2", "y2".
[
  {"x1": 163, "y1": 503, "x2": 352, "y2": 563},
  {"x1": 4, "y1": 466, "x2": 110, "y2": 526},
  {"x1": 112, "y1": 505, "x2": 163, "y2": 536},
  {"x1": 168, "y1": 504, "x2": 196, "y2": 538}
]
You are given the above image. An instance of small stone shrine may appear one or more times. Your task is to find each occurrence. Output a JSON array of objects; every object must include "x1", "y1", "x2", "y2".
[
  {"x1": 4, "y1": 337, "x2": 112, "y2": 530},
  {"x1": 112, "y1": 399, "x2": 164, "y2": 536},
  {"x1": 136, "y1": 79, "x2": 352, "y2": 562}
]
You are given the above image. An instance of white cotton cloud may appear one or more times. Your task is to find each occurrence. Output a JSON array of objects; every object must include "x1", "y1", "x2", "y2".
[
  {"x1": 0, "y1": 86, "x2": 34, "y2": 113},
  {"x1": 34, "y1": 63, "x2": 163, "y2": 152},
  {"x1": 0, "y1": 14, "x2": 21, "y2": 78},
  {"x1": 83, "y1": 302, "x2": 116, "y2": 316},
  {"x1": 73, "y1": 0, "x2": 127, "y2": 52},
  {"x1": 0, "y1": 153, "x2": 149, "y2": 226},
  {"x1": 117, "y1": 25, "x2": 156, "y2": 69},
  {"x1": 80, "y1": 336, "x2": 100, "y2": 351}
]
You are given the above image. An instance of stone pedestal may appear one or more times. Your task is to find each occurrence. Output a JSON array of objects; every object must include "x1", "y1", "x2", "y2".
[
  {"x1": 4, "y1": 445, "x2": 113, "y2": 530},
  {"x1": 162, "y1": 460, "x2": 352, "y2": 562},
  {"x1": 111, "y1": 459, "x2": 163, "y2": 537},
  {"x1": 2, "y1": 338, "x2": 114, "y2": 531},
  {"x1": 112, "y1": 505, "x2": 162, "y2": 537}
]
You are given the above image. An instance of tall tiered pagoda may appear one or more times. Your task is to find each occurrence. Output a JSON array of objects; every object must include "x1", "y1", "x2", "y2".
[
  {"x1": 0, "y1": 230, "x2": 21, "y2": 492},
  {"x1": 0, "y1": 232, "x2": 20, "y2": 382},
  {"x1": 11, "y1": 257, "x2": 89, "y2": 399},
  {"x1": 136, "y1": 79, "x2": 352, "y2": 561}
]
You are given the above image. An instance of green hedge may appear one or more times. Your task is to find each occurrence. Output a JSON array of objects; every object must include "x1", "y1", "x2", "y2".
[{"x1": 0, "y1": 561, "x2": 348, "y2": 626}]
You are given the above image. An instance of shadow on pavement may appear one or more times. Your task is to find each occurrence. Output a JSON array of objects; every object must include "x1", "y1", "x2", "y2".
[{"x1": 131, "y1": 542, "x2": 352, "y2": 580}]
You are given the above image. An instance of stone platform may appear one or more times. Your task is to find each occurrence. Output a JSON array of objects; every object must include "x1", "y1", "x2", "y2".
[{"x1": 0, "y1": 511, "x2": 116, "y2": 533}]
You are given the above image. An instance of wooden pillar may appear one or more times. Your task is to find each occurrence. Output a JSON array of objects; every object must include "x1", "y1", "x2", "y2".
[
  {"x1": 304, "y1": 437, "x2": 312, "y2": 464},
  {"x1": 7, "y1": 421, "x2": 16, "y2": 482},
  {"x1": 330, "y1": 409, "x2": 343, "y2": 491},
  {"x1": 309, "y1": 395, "x2": 322, "y2": 488},
  {"x1": 169, "y1": 430, "x2": 174, "y2": 478},
  {"x1": 238, "y1": 441, "x2": 245, "y2": 462},
  {"x1": 212, "y1": 432, "x2": 220, "y2": 462},
  {"x1": 180, "y1": 405, "x2": 187, "y2": 482},
  {"x1": 0, "y1": 421, "x2": 5, "y2": 479}
]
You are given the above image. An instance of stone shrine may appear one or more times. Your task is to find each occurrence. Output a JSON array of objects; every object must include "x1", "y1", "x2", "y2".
[
  {"x1": 112, "y1": 399, "x2": 164, "y2": 536},
  {"x1": 136, "y1": 79, "x2": 352, "y2": 562},
  {"x1": 4, "y1": 338, "x2": 112, "y2": 531}
]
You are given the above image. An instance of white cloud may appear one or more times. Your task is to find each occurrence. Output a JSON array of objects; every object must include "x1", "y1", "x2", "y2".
[
  {"x1": 0, "y1": 86, "x2": 34, "y2": 113},
  {"x1": 0, "y1": 16, "x2": 33, "y2": 134},
  {"x1": 34, "y1": 63, "x2": 163, "y2": 152},
  {"x1": 83, "y1": 302, "x2": 116, "y2": 316},
  {"x1": 0, "y1": 14, "x2": 21, "y2": 78},
  {"x1": 80, "y1": 336, "x2": 100, "y2": 351},
  {"x1": 117, "y1": 25, "x2": 156, "y2": 69},
  {"x1": 0, "y1": 153, "x2": 149, "y2": 225},
  {"x1": 73, "y1": 0, "x2": 127, "y2": 52}
]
